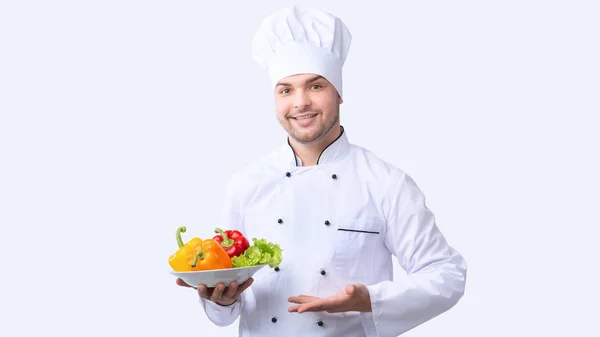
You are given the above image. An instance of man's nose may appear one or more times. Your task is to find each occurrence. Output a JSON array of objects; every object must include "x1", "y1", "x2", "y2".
[{"x1": 294, "y1": 91, "x2": 311, "y2": 109}]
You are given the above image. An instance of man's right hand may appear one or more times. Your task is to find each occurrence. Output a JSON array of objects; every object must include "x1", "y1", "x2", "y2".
[{"x1": 176, "y1": 277, "x2": 254, "y2": 306}]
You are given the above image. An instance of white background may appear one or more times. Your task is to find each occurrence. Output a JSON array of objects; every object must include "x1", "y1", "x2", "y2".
[{"x1": 1, "y1": 0, "x2": 598, "y2": 336}]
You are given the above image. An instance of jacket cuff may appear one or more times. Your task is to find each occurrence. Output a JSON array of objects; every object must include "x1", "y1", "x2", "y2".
[{"x1": 200, "y1": 297, "x2": 243, "y2": 326}]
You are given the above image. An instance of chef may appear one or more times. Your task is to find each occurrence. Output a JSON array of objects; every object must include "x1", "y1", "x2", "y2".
[{"x1": 176, "y1": 5, "x2": 467, "y2": 337}]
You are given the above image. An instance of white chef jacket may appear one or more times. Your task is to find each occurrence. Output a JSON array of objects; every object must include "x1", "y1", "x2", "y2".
[{"x1": 200, "y1": 127, "x2": 467, "y2": 337}]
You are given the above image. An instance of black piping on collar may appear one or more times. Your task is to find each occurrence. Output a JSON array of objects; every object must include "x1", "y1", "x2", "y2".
[
  {"x1": 286, "y1": 126, "x2": 345, "y2": 166},
  {"x1": 316, "y1": 126, "x2": 344, "y2": 165},
  {"x1": 287, "y1": 137, "x2": 299, "y2": 166}
]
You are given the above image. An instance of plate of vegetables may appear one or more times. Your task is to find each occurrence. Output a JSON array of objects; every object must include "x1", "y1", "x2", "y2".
[{"x1": 168, "y1": 226, "x2": 283, "y2": 288}]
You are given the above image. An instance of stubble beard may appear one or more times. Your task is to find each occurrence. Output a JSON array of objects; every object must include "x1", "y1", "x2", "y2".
[{"x1": 283, "y1": 108, "x2": 339, "y2": 145}]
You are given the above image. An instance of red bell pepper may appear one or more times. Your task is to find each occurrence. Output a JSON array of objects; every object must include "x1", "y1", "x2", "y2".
[{"x1": 213, "y1": 227, "x2": 250, "y2": 258}]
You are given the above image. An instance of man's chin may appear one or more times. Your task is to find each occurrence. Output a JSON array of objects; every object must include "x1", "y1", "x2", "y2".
[{"x1": 290, "y1": 132, "x2": 322, "y2": 144}]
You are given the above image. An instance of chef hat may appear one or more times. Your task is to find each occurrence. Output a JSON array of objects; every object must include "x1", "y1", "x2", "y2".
[{"x1": 252, "y1": 6, "x2": 352, "y2": 97}]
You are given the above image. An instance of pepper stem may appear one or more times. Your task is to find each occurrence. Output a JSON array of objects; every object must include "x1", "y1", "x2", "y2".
[
  {"x1": 191, "y1": 248, "x2": 206, "y2": 267},
  {"x1": 176, "y1": 226, "x2": 186, "y2": 248},
  {"x1": 214, "y1": 228, "x2": 234, "y2": 248}
]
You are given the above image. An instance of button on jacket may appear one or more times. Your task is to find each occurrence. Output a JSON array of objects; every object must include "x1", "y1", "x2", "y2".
[{"x1": 200, "y1": 127, "x2": 467, "y2": 337}]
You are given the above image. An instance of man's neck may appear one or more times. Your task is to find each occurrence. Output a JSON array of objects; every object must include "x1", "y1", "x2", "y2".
[{"x1": 289, "y1": 125, "x2": 342, "y2": 166}]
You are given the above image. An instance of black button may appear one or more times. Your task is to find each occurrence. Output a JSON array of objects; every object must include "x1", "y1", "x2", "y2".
[
  {"x1": 277, "y1": 218, "x2": 283, "y2": 224},
  {"x1": 271, "y1": 317, "x2": 277, "y2": 323},
  {"x1": 274, "y1": 266, "x2": 280, "y2": 272},
  {"x1": 324, "y1": 220, "x2": 330, "y2": 225},
  {"x1": 317, "y1": 320, "x2": 324, "y2": 326},
  {"x1": 320, "y1": 269, "x2": 326, "y2": 275},
  {"x1": 286, "y1": 172, "x2": 291, "y2": 177},
  {"x1": 331, "y1": 174, "x2": 337, "y2": 179}
]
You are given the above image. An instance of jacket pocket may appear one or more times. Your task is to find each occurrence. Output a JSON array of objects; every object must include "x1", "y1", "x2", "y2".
[{"x1": 331, "y1": 219, "x2": 385, "y2": 273}]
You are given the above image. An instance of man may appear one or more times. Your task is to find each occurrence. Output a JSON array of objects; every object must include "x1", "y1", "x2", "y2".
[{"x1": 176, "y1": 6, "x2": 467, "y2": 336}]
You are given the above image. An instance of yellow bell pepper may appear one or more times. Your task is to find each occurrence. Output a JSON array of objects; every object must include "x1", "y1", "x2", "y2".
[{"x1": 169, "y1": 226, "x2": 233, "y2": 272}]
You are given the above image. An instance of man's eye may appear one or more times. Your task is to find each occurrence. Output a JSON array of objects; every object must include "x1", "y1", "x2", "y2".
[
  {"x1": 311, "y1": 84, "x2": 322, "y2": 89},
  {"x1": 280, "y1": 89, "x2": 290, "y2": 94}
]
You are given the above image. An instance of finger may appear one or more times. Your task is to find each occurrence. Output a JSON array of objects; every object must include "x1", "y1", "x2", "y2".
[
  {"x1": 222, "y1": 281, "x2": 239, "y2": 299},
  {"x1": 288, "y1": 304, "x2": 302, "y2": 312},
  {"x1": 197, "y1": 285, "x2": 211, "y2": 299},
  {"x1": 297, "y1": 294, "x2": 314, "y2": 298},
  {"x1": 297, "y1": 297, "x2": 340, "y2": 314},
  {"x1": 210, "y1": 283, "x2": 226, "y2": 302},
  {"x1": 297, "y1": 301, "x2": 327, "y2": 313},
  {"x1": 288, "y1": 295, "x2": 318, "y2": 304}
]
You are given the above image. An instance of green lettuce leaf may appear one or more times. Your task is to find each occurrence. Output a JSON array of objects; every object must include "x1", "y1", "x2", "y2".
[{"x1": 231, "y1": 238, "x2": 283, "y2": 268}]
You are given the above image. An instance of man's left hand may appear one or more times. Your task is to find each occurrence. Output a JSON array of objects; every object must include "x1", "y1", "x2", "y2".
[{"x1": 288, "y1": 284, "x2": 372, "y2": 314}]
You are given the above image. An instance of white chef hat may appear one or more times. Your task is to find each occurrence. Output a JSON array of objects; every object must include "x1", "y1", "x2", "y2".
[{"x1": 252, "y1": 6, "x2": 352, "y2": 97}]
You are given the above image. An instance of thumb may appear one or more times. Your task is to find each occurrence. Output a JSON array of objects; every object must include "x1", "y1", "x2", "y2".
[
  {"x1": 176, "y1": 278, "x2": 192, "y2": 287},
  {"x1": 345, "y1": 284, "x2": 356, "y2": 296}
]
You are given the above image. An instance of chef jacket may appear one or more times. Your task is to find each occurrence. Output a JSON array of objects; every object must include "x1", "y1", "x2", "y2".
[{"x1": 199, "y1": 127, "x2": 467, "y2": 337}]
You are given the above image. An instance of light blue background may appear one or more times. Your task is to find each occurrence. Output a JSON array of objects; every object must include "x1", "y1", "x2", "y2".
[{"x1": 1, "y1": 0, "x2": 598, "y2": 336}]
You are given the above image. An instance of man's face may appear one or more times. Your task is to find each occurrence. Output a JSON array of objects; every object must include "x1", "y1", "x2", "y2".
[{"x1": 274, "y1": 73, "x2": 343, "y2": 144}]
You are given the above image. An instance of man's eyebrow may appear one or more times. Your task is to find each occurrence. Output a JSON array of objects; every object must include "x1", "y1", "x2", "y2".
[
  {"x1": 275, "y1": 75, "x2": 326, "y2": 88},
  {"x1": 305, "y1": 74, "x2": 325, "y2": 83}
]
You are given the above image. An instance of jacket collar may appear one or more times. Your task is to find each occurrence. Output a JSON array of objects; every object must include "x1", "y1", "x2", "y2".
[{"x1": 283, "y1": 126, "x2": 350, "y2": 167}]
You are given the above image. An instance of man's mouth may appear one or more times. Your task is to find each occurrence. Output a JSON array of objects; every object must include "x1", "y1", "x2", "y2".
[{"x1": 292, "y1": 114, "x2": 317, "y2": 120}]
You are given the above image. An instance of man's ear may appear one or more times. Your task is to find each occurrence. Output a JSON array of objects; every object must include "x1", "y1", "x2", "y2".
[{"x1": 338, "y1": 95, "x2": 344, "y2": 104}]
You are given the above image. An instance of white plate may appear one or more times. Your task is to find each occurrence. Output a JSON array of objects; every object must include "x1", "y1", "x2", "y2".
[{"x1": 170, "y1": 264, "x2": 267, "y2": 288}]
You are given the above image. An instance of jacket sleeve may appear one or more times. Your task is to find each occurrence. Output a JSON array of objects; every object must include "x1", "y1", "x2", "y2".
[
  {"x1": 199, "y1": 174, "x2": 251, "y2": 327},
  {"x1": 366, "y1": 172, "x2": 467, "y2": 337}
]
